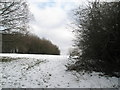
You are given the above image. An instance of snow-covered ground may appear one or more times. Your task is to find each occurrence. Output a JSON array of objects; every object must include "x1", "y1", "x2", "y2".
[{"x1": 0, "y1": 53, "x2": 119, "y2": 89}]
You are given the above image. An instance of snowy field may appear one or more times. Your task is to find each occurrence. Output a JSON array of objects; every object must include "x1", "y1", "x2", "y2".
[{"x1": 0, "y1": 54, "x2": 119, "y2": 89}]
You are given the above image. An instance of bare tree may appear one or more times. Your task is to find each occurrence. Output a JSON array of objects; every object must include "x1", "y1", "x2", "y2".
[{"x1": 0, "y1": 0, "x2": 30, "y2": 33}]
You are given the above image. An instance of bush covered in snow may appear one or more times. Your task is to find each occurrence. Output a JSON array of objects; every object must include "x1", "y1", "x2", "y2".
[{"x1": 68, "y1": 1, "x2": 120, "y2": 77}]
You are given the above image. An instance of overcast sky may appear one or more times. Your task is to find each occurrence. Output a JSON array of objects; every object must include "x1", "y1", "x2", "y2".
[
  {"x1": 27, "y1": 0, "x2": 114, "y2": 55},
  {"x1": 27, "y1": 0, "x2": 85, "y2": 55}
]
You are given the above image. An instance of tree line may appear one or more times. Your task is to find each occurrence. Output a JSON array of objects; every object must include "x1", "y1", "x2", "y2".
[
  {"x1": 68, "y1": 1, "x2": 120, "y2": 77},
  {"x1": 0, "y1": 0, "x2": 60, "y2": 55},
  {"x1": 2, "y1": 32, "x2": 60, "y2": 55}
]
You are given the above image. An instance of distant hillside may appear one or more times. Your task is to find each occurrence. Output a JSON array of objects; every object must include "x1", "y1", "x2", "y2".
[{"x1": 2, "y1": 32, "x2": 60, "y2": 55}]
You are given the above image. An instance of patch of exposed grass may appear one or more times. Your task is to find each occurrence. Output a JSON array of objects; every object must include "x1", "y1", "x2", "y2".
[
  {"x1": 26, "y1": 60, "x2": 45, "y2": 70},
  {"x1": 0, "y1": 57, "x2": 17, "y2": 62},
  {"x1": 0, "y1": 57, "x2": 28, "y2": 62}
]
